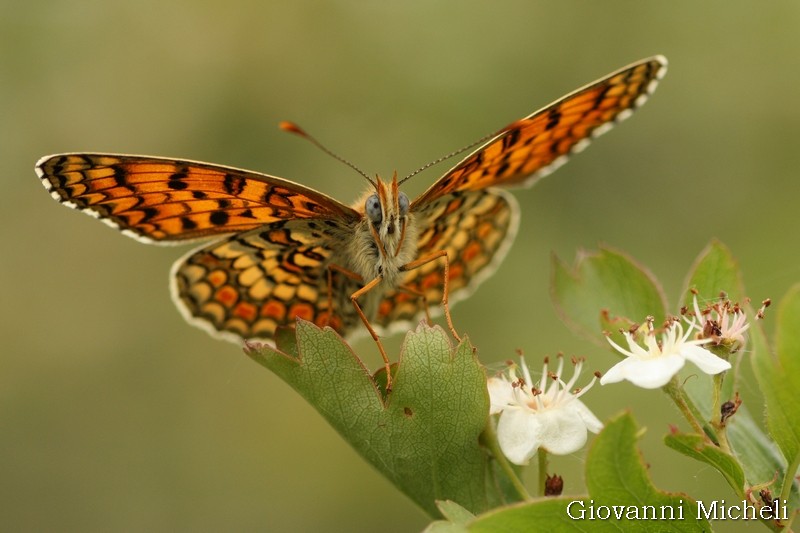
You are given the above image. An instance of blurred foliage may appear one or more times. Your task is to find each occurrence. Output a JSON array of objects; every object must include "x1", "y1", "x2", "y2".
[{"x1": 2, "y1": 1, "x2": 799, "y2": 531}]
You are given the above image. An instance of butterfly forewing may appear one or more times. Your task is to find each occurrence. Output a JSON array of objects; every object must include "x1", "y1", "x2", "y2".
[
  {"x1": 412, "y1": 56, "x2": 667, "y2": 207},
  {"x1": 37, "y1": 153, "x2": 359, "y2": 243}
]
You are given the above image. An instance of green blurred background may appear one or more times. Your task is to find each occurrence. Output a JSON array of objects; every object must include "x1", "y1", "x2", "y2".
[{"x1": 2, "y1": 1, "x2": 798, "y2": 531}]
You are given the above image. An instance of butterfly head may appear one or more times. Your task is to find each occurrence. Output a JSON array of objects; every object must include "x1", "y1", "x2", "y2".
[{"x1": 364, "y1": 172, "x2": 411, "y2": 259}]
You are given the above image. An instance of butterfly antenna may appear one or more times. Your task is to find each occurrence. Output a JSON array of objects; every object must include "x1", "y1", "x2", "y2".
[
  {"x1": 280, "y1": 121, "x2": 376, "y2": 188},
  {"x1": 398, "y1": 125, "x2": 508, "y2": 185}
]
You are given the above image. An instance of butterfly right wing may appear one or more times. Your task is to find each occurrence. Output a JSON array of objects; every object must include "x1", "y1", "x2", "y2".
[
  {"x1": 172, "y1": 218, "x2": 362, "y2": 342},
  {"x1": 37, "y1": 153, "x2": 360, "y2": 244}
]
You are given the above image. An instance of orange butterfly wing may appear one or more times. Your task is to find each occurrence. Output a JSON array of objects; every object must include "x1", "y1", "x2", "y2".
[
  {"x1": 36, "y1": 153, "x2": 360, "y2": 243},
  {"x1": 412, "y1": 56, "x2": 667, "y2": 207}
]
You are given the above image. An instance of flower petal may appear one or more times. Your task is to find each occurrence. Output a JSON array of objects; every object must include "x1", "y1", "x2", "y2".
[
  {"x1": 601, "y1": 354, "x2": 685, "y2": 389},
  {"x1": 598, "y1": 360, "x2": 627, "y2": 385},
  {"x1": 681, "y1": 344, "x2": 732, "y2": 375},
  {"x1": 571, "y1": 400, "x2": 604, "y2": 434},
  {"x1": 487, "y1": 377, "x2": 514, "y2": 414},
  {"x1": 536, "y1": 408, "x2": 590, "y2": 455},
  {"x1": 496, "y1": 408, "x2": 543, "y2": 465}
]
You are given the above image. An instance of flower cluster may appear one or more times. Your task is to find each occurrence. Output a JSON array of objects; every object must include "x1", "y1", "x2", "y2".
[{"x1": 488, "y1": 293, "x2": 760, "y2": 467}]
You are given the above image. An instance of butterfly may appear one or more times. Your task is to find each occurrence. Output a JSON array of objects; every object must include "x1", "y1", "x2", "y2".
[{"x1": 37, "y1": 56, "x2": 667, "y2": 379}]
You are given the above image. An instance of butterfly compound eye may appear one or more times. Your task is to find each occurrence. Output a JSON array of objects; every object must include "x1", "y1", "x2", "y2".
[
  {"x1": 365, "y1": 194, "x2": 382, "y2": 225},
  {"x1": 398, "y1": 192, "x2": 410, "y2": 216}
]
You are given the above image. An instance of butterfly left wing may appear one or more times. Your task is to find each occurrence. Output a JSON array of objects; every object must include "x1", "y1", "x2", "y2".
[
  {"x1": 37, "y1": 153, "x2": 359, "y2": 244},
  {"x1": 374, "y1": 188, "x2": 519, "y2": 331},
  {"x1": 412, "y1": 56, "x2": 667, "y2": 207}
]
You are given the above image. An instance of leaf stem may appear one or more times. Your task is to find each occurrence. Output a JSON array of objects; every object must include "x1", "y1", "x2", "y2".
[
  {"x1": 481, "y1": 419, "x2": 532, "y2": 501},
  {"x1": 709, "y1": 373, "x2": 733, "y2": 454},
  {"x1": 537, "y1": 448, "x2": 548, "y2": 497},
  {"x1": 779, "y1": 450, "x2": 800, "y2": 510},
  {"x1": 663, "y1": 377, "x2": 709, "y2": 438}
]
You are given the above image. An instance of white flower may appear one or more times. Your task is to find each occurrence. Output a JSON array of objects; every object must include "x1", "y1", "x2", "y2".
[
  {"x1": 601, "y1": 317, "x2": 731, "y2": 389},
  {"x1": 487, "y1": 356, "x2": 603, "y2": 465},
  {"x1": 687, "y1": 294, "x2": 750, "y2": 352}
]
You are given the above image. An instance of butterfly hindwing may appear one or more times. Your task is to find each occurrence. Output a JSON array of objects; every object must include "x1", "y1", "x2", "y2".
[{"x1": 171, "y1": 217, "x2": 363, "y2": 342}]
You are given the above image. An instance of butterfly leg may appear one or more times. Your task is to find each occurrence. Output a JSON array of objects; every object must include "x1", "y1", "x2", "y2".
[
  {"x1": 400, "y1": 250, "x2": 461, "y2": 343},
  {"x1": 397, "y1": 284, "x2": 433, "y2": 326},
  {"x1": 325, "y1": 263, "x2": 364, "y2": 327},
  {"x1": 348, "y1": 275, "x2": 395, "y2": 391}
]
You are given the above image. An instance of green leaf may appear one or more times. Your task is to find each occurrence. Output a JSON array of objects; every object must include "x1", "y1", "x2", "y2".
[
  {"x1": 422, "y1": 501, "x2": 475, "y2": 533},
  {"x1": 681, "y1": 239, "x2": 744, "y2": 307},
  {"x1": 245, "y1": 320, "x2": 499, "y2": 517},
  {"x1": 436, "y1": 500, "x2": 476, "y2": 523},
  {"x1": 465, "y1": 498, "x2": 592, "y2": 532},
  {"x1": 767, "y1": 285, "x2": 800, "y2": 459},
  {"x1": 551, "y1": 246, "x2": 667, "y2": 345},
  {"x1": 753, "y1": 284, "x2": 800, "y2": 501},
  {"x1": 725, "y1": 412, "x2": 788, "y2": 496},
  {"x1": 483, "y1": 454, "x2": 524, "y2": 509},
  {"x1": 664, "y1": 431, "x2": 745, "y2": 492},
  {"x1": 423, "y1": 520, "x2": 469, "y2": 533},
  {"x1": 455, "y1": 413, "x2": 709, "y2": 532},
  {"x1": 583, "y1": 413, "x2": 706, "y2": 530}
]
